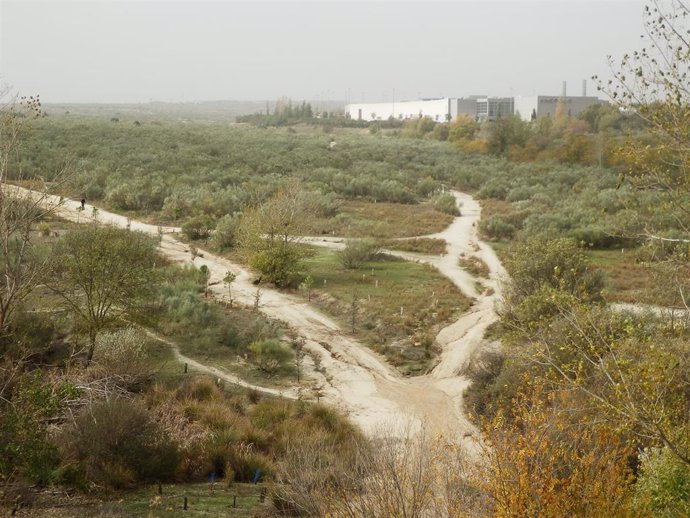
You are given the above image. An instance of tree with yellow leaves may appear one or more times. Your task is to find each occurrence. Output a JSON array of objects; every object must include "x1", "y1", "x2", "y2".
[{"x1": 476, "y1": 381, "x2": 636, "y2": 518}]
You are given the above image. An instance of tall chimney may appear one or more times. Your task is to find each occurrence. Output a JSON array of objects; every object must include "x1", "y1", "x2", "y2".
[
  {"x1": 562, "y1": 81, "x2": 567, "y2": 97},
  {"x1": 582, "y1": 79, "x2": 587, "y2": 97}
]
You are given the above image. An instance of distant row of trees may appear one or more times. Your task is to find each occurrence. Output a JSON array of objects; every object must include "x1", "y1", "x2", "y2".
[
  {"x1": 236, "y1": 97, "x2": 350, "y2": 127},
  {"x1": 398, "y1": 101, "x2": 649, "y2": 167}
]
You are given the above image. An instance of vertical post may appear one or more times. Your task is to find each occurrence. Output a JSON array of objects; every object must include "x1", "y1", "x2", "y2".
[
  {"x1": 233, "y1": 495, "x2": 237, "y2": 508},
  {"x1": 183, "y1": 496, "x2": 188, "y2": 510},
  {"x1": 184, "y1": 362, "x2": 188, "y2": 374}
]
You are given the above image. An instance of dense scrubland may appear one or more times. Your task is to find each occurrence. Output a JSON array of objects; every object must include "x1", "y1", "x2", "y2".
[
  {"x1": 15, "y1": 105, "x2": 686, "y2": 308},
  {"x1": 4, "y1": 3, "x2": 690, "y2": 515},
  {"x1": 4, "y1": 105, "x2": 690, "y2": 516}
]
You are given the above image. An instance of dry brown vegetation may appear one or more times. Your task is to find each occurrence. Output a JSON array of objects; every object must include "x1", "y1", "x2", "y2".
[
  {"x1": 379, "y1": 237, "x2": 447, "y2": 255},
  {"x1": 458, "y1": 254, "x2": 490, "y2": 279},
  {"x1": 337, "y1": 199, "x2": 454, "y2": 238}
]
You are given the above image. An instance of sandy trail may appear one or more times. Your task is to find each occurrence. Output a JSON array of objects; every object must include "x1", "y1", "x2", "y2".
[{"x1": 23, "y1": 187, "x2": 504, "y2": 447}]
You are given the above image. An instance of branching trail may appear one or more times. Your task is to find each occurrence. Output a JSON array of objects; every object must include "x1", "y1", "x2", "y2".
[{"x1": 24, "y1": 187, "x2": 505, "y2": 452}]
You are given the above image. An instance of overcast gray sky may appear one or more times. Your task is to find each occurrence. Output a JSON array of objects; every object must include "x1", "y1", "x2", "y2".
[{"x1": 1, "y1": 0, "x2": 644, "y2": 103}]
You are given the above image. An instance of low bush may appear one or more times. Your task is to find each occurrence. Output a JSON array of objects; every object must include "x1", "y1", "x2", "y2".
[
  {"x1": 250, "y1": 250, "x2": 302, "y2": 288},
  {"x1": 634, "y1": 447, "x2": 690, "y2": 517},
  {"x1": 181, "y1": 214, "x2": 215, "y2": 241},
  {"x1": 57, "y1": 399, "x2": 179, "y2": 490},
  {"x1": 93, "y1": 327, "x2": 155, "y2": 391},
  {"x1": 211, "y1": 214, "x2": 240, "y2": 250},
  {"x1": 432, "y1": 193, "x2": 460, "y2": 216},
  {"x1": 458, "y1": 255, "x2": 490, "y2": 278},
  {"x1": 479, "y1": 215, "x2": 516, "y2": 241},
  {"x1": 338, "y1": 239, "x2": 381, "y2": 269},
  {"x1": 249, "y1": 339, "x2": 294, "y2": 375}
]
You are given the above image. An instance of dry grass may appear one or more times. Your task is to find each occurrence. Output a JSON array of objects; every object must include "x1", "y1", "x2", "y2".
[
  {"x1": 458, "y1": 254, "x2": 490, "y2": 279},
  {"x1": 333, "y1": 200, "x2": 454, "y2": 238},
  {"x1": 379, "y1": 238, "x2": 447, "y2": 255},
  {"x1": 478, "y1": 198, "x2": 513, "y2": 221},
  {"x1": 587, "y1": 248, "x2": 690, "y2": 307}
]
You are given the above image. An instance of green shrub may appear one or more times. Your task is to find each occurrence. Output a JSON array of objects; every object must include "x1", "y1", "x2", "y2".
[
  {"x1": 479, "y1": 215, "x2": 516, "y2": 240},
  {"x1": 500, "y1": 237, "x2": 605, "y2": 328},
  {"x1": 0, "y1": 372, "x2": 67, "y2": 486},
  {"x1": 338, "y1": 239, "x2": 381, "y2": 269},
  {"x1": 432, "y1": 193, "x2": 460, "y2": 215},
  {"x1": 477, "y1": 178, "x2": 510, "y2": 200},
  {"x1": 249, "y1": 339, "x2": 294, "y2": 375},
  {"x1": 634, "y1": 447, "x2": 690, "y2": 517},
  {"x1": 181, "y1": 214, "x2": 215, "y2": 241},
  {"x1": 505, "y1": 237, "x2": 604, "y2": 303},
  {"x1": 249, "y1": 246, "x2": 303, "y2": 288},
  {"x1": 211, "y1": 214, "x2": 240, "y2": 250}
]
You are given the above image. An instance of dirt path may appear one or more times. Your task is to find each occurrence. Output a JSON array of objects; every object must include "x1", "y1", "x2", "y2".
[{"x1": 23, "y1": 187, "x2": 503, "y2": 450}]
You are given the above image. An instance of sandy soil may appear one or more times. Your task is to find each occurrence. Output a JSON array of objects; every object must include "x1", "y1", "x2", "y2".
[{"x1": 20, "y1": 187, "x2": 505, "y2": 452}]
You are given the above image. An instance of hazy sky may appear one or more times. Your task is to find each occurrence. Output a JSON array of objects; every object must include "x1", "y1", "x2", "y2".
[{"x1": 1, "y1": 0, "x2": 645, "y2": 103}]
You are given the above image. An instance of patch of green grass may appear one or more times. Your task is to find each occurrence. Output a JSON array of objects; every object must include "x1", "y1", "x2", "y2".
[
  {"x1": 113, "y1": 482, "x2": 266, "y2": 517},
  {"x1": 300, "y1": 247, "x2": 472, "y2": 374}
]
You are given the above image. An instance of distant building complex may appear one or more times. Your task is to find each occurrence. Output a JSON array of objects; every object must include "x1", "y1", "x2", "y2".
[
  {"x1": 345, "y1": 84, "x2": 604, "y2": 123},
  {"x1": 512, "y1": 95, "x2": 603, "y2": 121}
]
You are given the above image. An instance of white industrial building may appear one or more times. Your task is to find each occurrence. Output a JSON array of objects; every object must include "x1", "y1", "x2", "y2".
[
  {"x1": 345, "y1": 98, "x2": 457, "y2": 123},
  {"x1": 345, "y1": 96, "x2": 516, "y2": 122},
  {"x1": 346, "y1": 85, "x2": 604, "y2": 123}
]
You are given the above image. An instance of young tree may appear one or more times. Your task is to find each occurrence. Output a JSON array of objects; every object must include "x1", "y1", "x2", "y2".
[
  {"x1": 223, "y1": 270, "x2": 237, "y2": 307},
  {"x1": 50, "y1": 226, "x2": 159, "y2": 364},
  {"x1": 199, "y1": 264, "x2": 210, "y2": 297},
  {"x1": 298, "y1": 274, "x2": 315, "y2": 302},
  {"x1": 238, "y1": 182, "x2": 311, "y2": 287}
]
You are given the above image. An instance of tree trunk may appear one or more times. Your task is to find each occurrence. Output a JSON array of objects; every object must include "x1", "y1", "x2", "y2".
[{"x1": 86, "y1": 330, "x2": 97, "y2": 366}]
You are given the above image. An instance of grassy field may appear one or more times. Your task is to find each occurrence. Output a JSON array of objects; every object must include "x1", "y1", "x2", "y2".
[
  {"x1": 118, "y1": 482, "x2": 267, "y2": 517},
  {"x1": 299, "y1": 247, "x2": 472, "y2": 374},
  {"x1": 335, "y1": 199, "x2": 454, "y2": 238},
  {"x1": 379, "y1": 237, "x2": 447, "y2": 255},
  {"x1": 586, "y1": 248, "x2": 690, "y2": 307},
  {"x1": 6, "y1": 482, "x2": 268, "y2": 517},
  {"x1": 158, "y1": 302, "x2": 298, "y2": 387}
]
